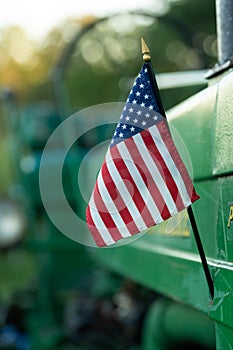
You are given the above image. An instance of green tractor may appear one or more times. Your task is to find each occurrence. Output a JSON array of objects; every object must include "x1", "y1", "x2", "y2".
[{"x1": 1, "y1": 0, "x2": 233, "y2": 349}]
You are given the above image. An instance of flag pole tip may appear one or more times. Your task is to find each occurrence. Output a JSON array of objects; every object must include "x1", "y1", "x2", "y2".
[{"x1": 141, "y1": 37, "x2": 151, "y2": 62}]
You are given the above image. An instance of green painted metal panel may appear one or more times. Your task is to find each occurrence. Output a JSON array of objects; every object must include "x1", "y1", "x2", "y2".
[
  {"x1": 93, "y1": 241, "x2": 211, "y2": 312},
  {"x1": 215, "y1": 323, "x2": 233, "y2": 350},
  {"x1": 169, "y1": 70, "x2": 233, "y2": 180},
  {"x1": 210, "y1": 260, "x2": 233, "y2": 329},
  {"x1": 168, "y1": 83, "x2": 217, "y2": 181},
  {"x1": 145, "y1": 179, "x2": 218, "y2": 258},
  {"x1": 214, "y1": 70, "x2": 233, "y2": 176},
  {"x1": 217, "y1": 176, "x2": 233, "y2": 262}
]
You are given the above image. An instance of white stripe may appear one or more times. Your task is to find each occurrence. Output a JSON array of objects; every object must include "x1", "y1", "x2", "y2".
[
  {"x1": 133, "y1": 132, "x2": 178, "y2": 216},
  {"x1": 97, "y1": 171, "x2": 131, "y2": 238},
  {"x1": 105, "y1": 150, "x2": 147, "y2": 231},
  {"x1": 149, "y1": 125, "x2": 192, "y2": 207},
  {"x1": 116, "y1": 142, "x2": 163, "y2": 224},
  {"x1": 89, "y1": 193, "x2": 115, "y2": 245}
]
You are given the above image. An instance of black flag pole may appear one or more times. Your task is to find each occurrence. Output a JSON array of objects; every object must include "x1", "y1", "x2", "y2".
[{"x1": 141, "y1": 37, "x2": 214, "y2": 299}]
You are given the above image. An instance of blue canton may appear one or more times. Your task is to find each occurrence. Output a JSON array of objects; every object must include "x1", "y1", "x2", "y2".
[{"x1": 111, "y1": 63, "x2": 163, "y2": 148}]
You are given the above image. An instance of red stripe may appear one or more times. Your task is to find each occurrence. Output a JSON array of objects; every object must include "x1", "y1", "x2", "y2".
[
  {"x1": 156, "y1": 120, "x2": 200, "y2": 203},
  {"x1": 124, "y1": 136, "x2": 171, "y2": 221},
  {"x1": 141, "y1": 128, "x2": 185, "y2": 212},
  {"x1": 86, "y1": 204, "x2": 107, "y2": 247},
  {"x1": 110, "y1": 146, "x2": 156, "y2": 228},
  {"x1": 101, "y1": 161, "x2": 140, "y2": 235},
  {"x1": 93, "y1": 180, "x2": 123, "y2": 242}
]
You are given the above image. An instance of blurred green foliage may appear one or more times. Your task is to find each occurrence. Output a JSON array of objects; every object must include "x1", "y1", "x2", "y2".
[
  {"x1": 0, "y1": 0, "x2": 217, "y2": 196},
  {"x1": 0, "y1": 0, "x2": 216, "y2": 110},
  {"x1": 0, "y1": 250, "x2": 36, "y2": 301}
]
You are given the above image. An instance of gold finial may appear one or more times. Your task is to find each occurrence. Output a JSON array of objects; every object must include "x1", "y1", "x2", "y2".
[{"x1": 141, "y1": 37, "x2": 151, "y2": 62}]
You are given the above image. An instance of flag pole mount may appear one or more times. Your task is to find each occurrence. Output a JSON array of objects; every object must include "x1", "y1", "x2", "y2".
[{"x1": 141, "y1": 37, "x2": 151, "y2": 62}]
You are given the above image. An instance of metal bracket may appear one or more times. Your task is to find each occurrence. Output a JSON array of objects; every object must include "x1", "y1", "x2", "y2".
[{"x1": 205, "y1": 58, "x2": 233, "y2": 79}]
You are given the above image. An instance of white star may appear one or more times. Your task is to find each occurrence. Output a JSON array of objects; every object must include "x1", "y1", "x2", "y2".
[
  {"x1": 133, "y1": 81, "x2": 137, "y2": 86},
  {"x1": 119, "y1": 132, "x2": 124, "y2": 138},
  {"x1": 114, "y1": 131, "x2": 117, "y2": 136},
  {"x1": 149, "y1": 105, "x2": 153, "y2": 110},
  {"x1": 111, "y1": 139, "x2": 114, "y2": 144},
  {"x1": 120, "y1": 114, "x2": 124, "y2": 119},
  {"x1": 138, "y1": 73, "x2": 141, "y2": 78},
  {"x1": 144, "y1": 94, "x2": 149, "y2": 99},
  {"x1": 132, "y1": 99, "x2": 137, "y2": 104},
  {"x1": 145, "y1": 113, "x2": 150, "y2": 118},
  {"x1": 142, "y1": 121, "x2": 146, "y2": 126},
  {"x1": 153, "y1": 115, "x2": 158, "y2": 121},
  {"x1": 127, "y1": 98, "x2": 130, "y2": 102},
  {"x1": 130, "y1": 126, "x2": 135, "y2": 132},
  {"x1": 129, "y1": 107, "x2": 133, "y2": 113},
  {"x1": 125, "y1": 116, "x2": 130, "y2": 121},
  {"x1": 137, "y1": 110, "x2": 142, "y2": 116},
  {"x1": 139, "y1": 83, "x2": 144, "y2": 89},
  {"x1": 144, "y1": 68, "x2": 148, "y2": 73},
  {"x1": 117, "y1": 123, "x2": 120, "y2": 127},
  {"x1": 123, "y1": 106, "x2": 127, "y2": 111},
  {"x1": 136, "y1": 91, "x2": 141, "y2": 96},
  {"x1": 130, "y1": 89, "x2": 133, "y2": 94},
  {"x1": 122, "y1": 124, "x2": 127, "y2": 129},
  {"x1": 133, "y1": 118, "x2": 138, "y2": 124},
  {"x1": 140, "y1": 102, "x2": 145, "y2": 107}
]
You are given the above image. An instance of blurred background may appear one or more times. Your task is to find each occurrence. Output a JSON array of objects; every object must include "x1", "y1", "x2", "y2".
[{"x1": 0, "y1": 0, "x2": 217, "y2": 349}]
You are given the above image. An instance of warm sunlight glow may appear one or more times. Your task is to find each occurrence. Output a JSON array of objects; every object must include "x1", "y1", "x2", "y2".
[{"x1": 0, "y1": 0, "x2": 159, "y2": 39}]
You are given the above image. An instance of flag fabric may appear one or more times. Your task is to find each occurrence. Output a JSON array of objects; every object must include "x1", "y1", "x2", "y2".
[{"x1": 86, "y1": 62, "x2": 200, "y2": 247}]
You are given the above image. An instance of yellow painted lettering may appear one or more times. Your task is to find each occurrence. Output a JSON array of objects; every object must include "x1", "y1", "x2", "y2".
[{"x1": 228, "y1": 206, "x2": 233, "y2": 228}]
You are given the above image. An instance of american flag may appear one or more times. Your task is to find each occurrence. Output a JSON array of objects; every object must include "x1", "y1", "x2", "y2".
[{"x1": 86, "y1": 63, "x2": 199, "y2": 247}]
